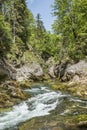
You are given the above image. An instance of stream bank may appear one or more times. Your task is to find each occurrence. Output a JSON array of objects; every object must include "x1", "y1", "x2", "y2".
[
  {"x1": 18, "y1": 84, "x2": 87, "y2": 130},
  {"x1": 0, "y1": 58, "x2": 87, "y2": 130},
  {"x1": 0, "y1": 58, "x2": 87, "y2": 108},
  {"x1": 0, "y1": 83, "x2": 87, "y2": 130}
]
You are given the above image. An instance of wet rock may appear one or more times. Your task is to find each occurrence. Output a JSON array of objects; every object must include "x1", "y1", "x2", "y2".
[
  {"x1": 78, "y1": 121, "x2": 87, "y2": 127},
  {"x1": 52, "y1": 127, "x2": 63, "y2": 130},
  {"x1": 47, "y1": 121, "x2": 58, "y2": 127},
  {"x1": 0, "y1": 93, "x2": 14, "y2": 108},
  {"x1": 7, "y1": 86, "x2": 24, "y2": 99},
  {"x1": 77, "y1": 123, "x2": 87, "y2": 129},
  {"x1": 19, "y1": 80, "x2": 31, "y2": 88},
  {"x1": 0, "y1": 81, "x2": 28, "y2": 108}
]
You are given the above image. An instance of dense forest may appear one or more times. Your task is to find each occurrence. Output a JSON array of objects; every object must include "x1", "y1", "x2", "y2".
[
  {"x1": 0, "y1": 1, "x2": 87, "y2": 130},
  {"x1": 0, "y1": 0, "x2": 87, "y2": 63}
]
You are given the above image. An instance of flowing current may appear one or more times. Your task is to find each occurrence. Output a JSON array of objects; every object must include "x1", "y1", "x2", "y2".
[{"x1": 0, "y1": 85, "x2": 87, "y2": 130}]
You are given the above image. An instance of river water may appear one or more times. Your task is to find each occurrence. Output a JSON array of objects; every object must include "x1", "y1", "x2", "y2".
[{"x1": 0, "y1": 83, "x2": 87, "y2": 130}]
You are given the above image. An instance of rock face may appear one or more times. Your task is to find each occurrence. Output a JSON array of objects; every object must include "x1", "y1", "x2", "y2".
[
  {"x1": 53, "y1": 60, "x2": 87, "y2": 81},
  {"x1": 0, "y1": 58, "x2": 44, "y2": 82},
  {"x1": 64, "y1": 60, "x2": 87, "y2": 81},
  {"x1": 48, "y1": 65, "x2": 56, "y2": 78},
  {"x1": 16, "y1": 63, "x2": 44, "y2": 81},
  {"x1": 46, "y1": 57, "x2": 56, "y2": 78},
  {"x1": 54, "y1": 61, "x2": 70, "y2": 80},
  {"x1": 66, "y1": 60, "x2": 87, "y2": 75}
]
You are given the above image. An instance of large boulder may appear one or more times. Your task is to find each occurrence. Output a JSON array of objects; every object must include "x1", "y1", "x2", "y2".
[
  {"x1": 16, "y1": 63, "x2": 44, "y2": 81},
  {"x1": 65, "y1": 60, "x2": 87, "y2": 81},
  {"x1": 0, "y1": 81, "x2": 28, "y2": 108},
  {"x1": 0, "y1": 59, "x2": 44, "y2": 82},
  {"x1": 52, "y1": 60, "x2": 87, "y2": 81}
]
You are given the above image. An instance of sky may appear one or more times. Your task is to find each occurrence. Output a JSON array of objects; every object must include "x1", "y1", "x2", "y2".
[{"x1": 27, "y1": 0, "x2": 55, "y2": 31}]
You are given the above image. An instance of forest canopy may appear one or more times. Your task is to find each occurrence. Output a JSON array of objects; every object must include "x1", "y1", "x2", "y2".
[{"x1": 0, "y1": 0, "x2": 87, "y2": 62}]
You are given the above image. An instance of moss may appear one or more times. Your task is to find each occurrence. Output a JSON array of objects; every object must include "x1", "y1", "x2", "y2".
[
  {"x1": 19, "y1": 118, "x2": 38, "y2": 130},
  {"x1": 19, "y1": 80, "x2": 31, "y2": 89},
  {"x1": 0, "y1": 80, "x2": 32, "y2": 108},
  {"x1": 66, "y1": 83, "x2": 87, "y2": 98},
  {"x1": 43, "y1": 74, "x2": 50, "y2": 81},
  {"x1": 51, "y1": 83, "x2": 67, "y2": 91},
  {"x1": 50, "y1": 80, "x2": 86, "y2": 98},
  {"x1": 0, "y1": 107, "x2": 12, "y2": 112},
  {"x1": 0, "y1": 93, "x2": 14, "y2": 108},
  {"x1": 75, "y1": 114, "x2": 87, "y2": 122}
]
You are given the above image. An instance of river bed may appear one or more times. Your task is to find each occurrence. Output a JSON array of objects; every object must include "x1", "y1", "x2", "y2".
[{"x1": 0, "y1": 83, "x2": 87, "y2": 130}]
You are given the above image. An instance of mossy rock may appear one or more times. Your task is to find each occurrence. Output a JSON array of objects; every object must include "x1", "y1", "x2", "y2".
[
  {"x1": 51, "y1": 83, "x2": 67, "y2": 90},
  {"x1": 0, "y1": 80, "x2": 32, "y2": 108},
  {"x1": 0, "y1": 107, "x2": 12, "y2": 112},
  {"x1": 19, "y1": 80, "x2": 32, "y2": 88},
  {"x1": 0, "y1": 93, "x2": 14, "y2": 108}
]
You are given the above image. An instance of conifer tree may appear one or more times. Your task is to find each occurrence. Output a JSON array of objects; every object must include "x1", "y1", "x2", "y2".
[{"x1": 52, "y1": 0, "x2": 87, "y2": 61}]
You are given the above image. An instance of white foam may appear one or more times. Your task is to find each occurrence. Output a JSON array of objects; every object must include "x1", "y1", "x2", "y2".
[{"x1": 0, "y1": 88, "x2": 62, "y2": 130}]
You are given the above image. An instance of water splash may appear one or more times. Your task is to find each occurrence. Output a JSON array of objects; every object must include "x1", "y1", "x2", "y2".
[{"x1": 0, "y1": 87, "x2": 63, "y2": 130}]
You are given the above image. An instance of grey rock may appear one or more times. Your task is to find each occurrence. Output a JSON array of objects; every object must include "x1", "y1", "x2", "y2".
[
  {"x1": 53, "y1": 60, "x2": 87, "y2": 81},
  {"x1": 16, "y1": 62, "x2": 44, "y2": 81},
  {"x1": 63, "y1": 60, "x2": 87, "y2": 81},
  {"x1": 48, "y1": 65, "x2": 56, "y2": 78}
]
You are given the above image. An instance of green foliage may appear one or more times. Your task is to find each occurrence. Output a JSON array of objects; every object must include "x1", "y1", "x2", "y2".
[
  {"x1": 0, "y1": 0, "x2": 35, "y2": 58},
  {"x1": 0, "y1": 14, "x2": 12, "y2": 55},
  {"x1": 52, "y1": 0, "x2": 87, "y2": 62},
  {"x1": 1, "y1": 0, "x2": 87, "y2": 63}
]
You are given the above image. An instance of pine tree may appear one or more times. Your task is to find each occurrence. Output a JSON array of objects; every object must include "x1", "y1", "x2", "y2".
[
  {"x1": 52, "y1": 0, "x2": 87, "y2": 61},
  {"x1": 0, "y1": 14, "x2": 12, "y2": 56}
]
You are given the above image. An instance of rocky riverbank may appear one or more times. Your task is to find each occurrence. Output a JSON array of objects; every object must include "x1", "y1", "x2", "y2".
[
  {"x1": 19, "y1": 115, "x2": 87, "y2": 130},
  {"x1": 47, "y1": 60, "x2": 87, "y2": 98},
  {"x1": 0, "y1": 58, "x2": 87, "y2": 130},
  {"x1": 0, "y1": 80, "x2": 31, "y2": 108},
  {"x1": 0, "y1": 58, "x2": 87, "y2": 108},
  {"x1": 0, "y1": 58, "x2": 44, "y2": 108},
  {"x1": 19, "y1": 84, "x2": 87, "y2": 130}
]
